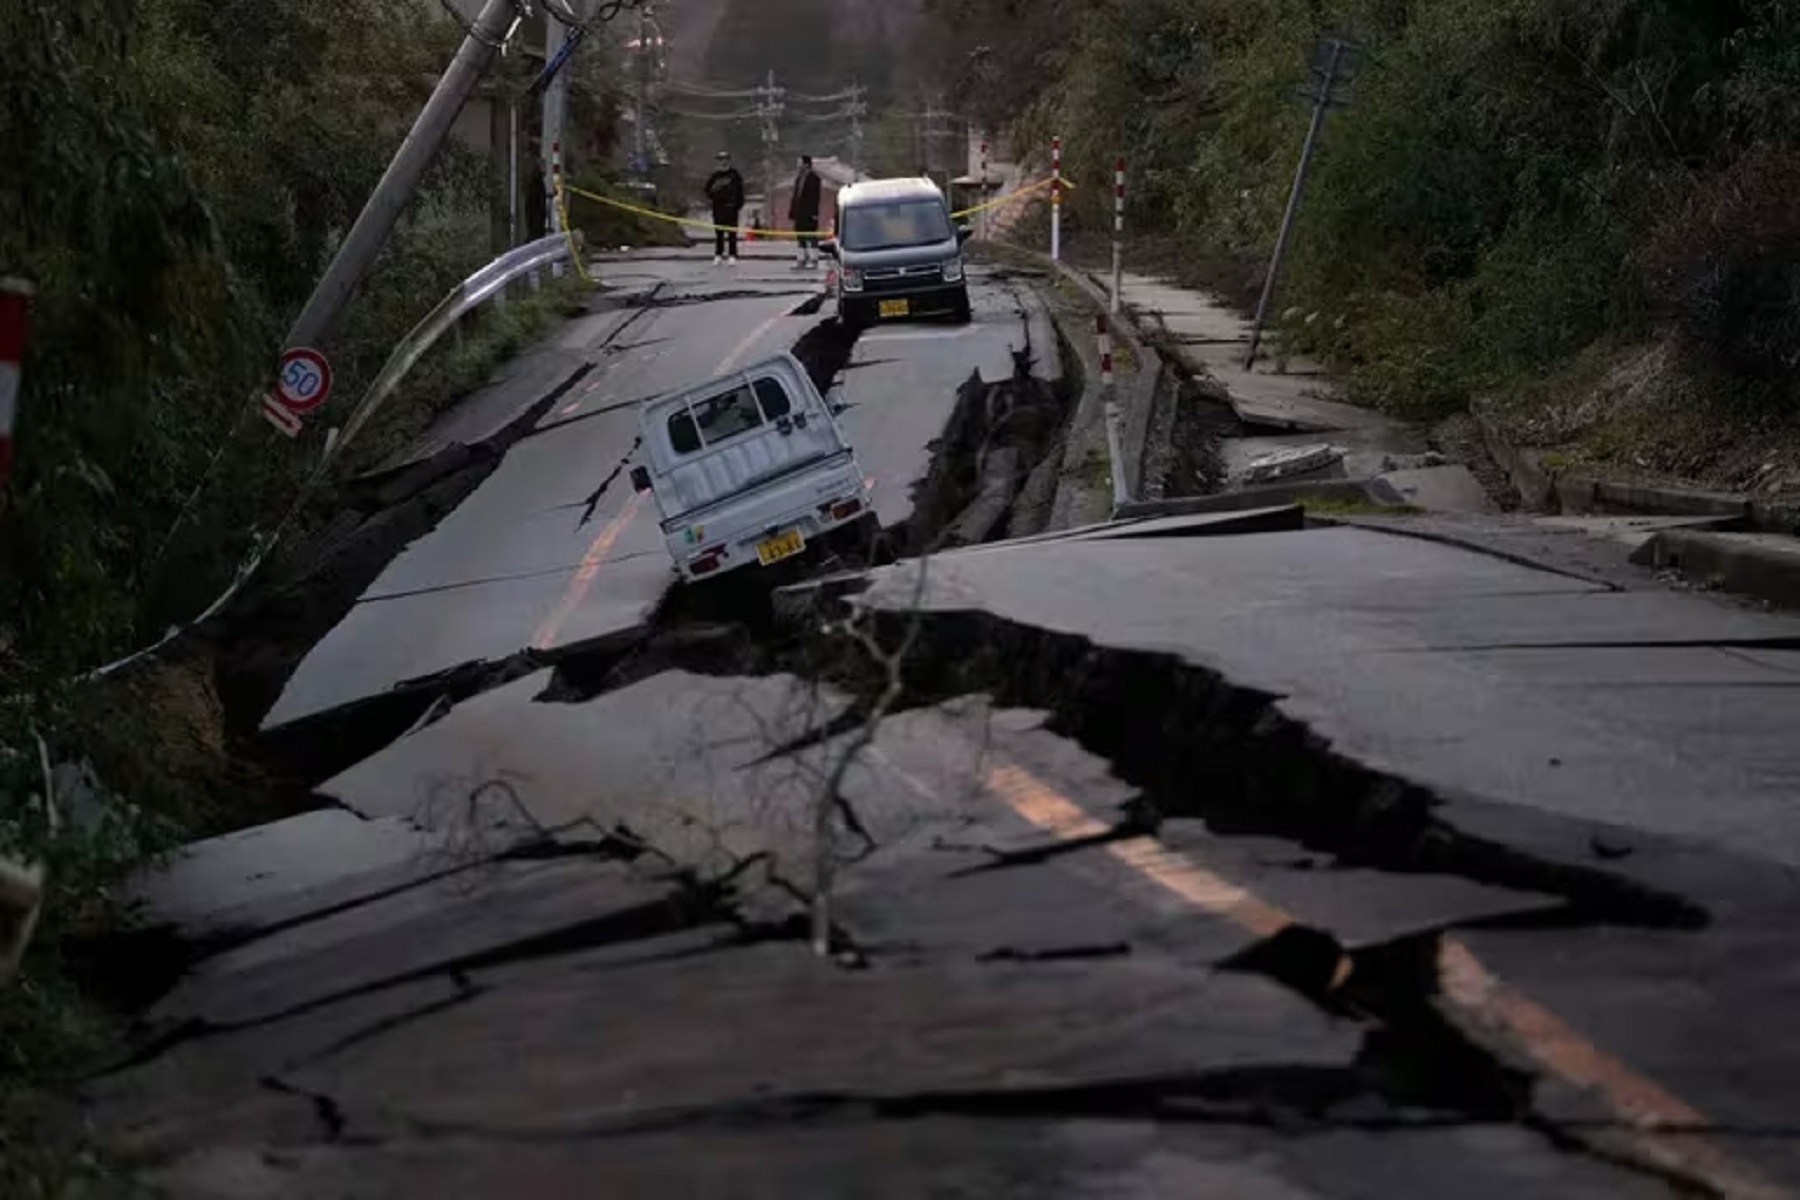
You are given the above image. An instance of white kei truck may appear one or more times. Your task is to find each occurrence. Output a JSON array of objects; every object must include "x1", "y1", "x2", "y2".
[{"x1": 630, "y1": 352, "x2": 878, "y2": 583}]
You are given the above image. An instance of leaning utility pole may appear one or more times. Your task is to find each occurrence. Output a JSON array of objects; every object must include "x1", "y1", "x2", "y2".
[
  {"x1": 282, "y1": 0, "x2": 517, "y2": 357},
  {"x1": 631, "y1": 3, "x2": 651, "y2": 175},
  {"x1": 1246, "y1": 35, "x2": 1357, "y2": 368}
]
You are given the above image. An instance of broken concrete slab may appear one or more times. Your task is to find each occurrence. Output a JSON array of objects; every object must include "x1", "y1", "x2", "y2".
[
  {"x1": 146, "y1": 858, "x2": 704, "y2": 1030},
  {"x1": 1223, "y1": 426, "x2": 1428, "y2": 488},
  {"x1": 1116, "y1": 478, "x2": 1405, "y2": 521},
  {"x1": 321, "y1": 669, "x2": 855, "y2": 886},
  {"x1": 125, "y1": 810, "x2": 464, "y2": 944},
  {"x1": 1241, "y1": 444, "x2": 1347, "y2": 486},
  {"x1": 1631, "y1": 529, "x2": 1800, "y2": 609},
  {"x1": 377, "y1": 347, "x2": 593, "y2": 474},
  {"x1": 830, "y1": 526, "x2": 1800, "y2": 867},
  {"x1": 942, "y1": 505, "x2": 1308, "y2": 557},
  {"x1": 1534, "y1": 514, "x2": 1736, "y2": 552},
  {"x1": 1375, "y1": 464, "x2": 1497, "y2": 514},
  {"x1": 281, "y1": 944, "x2": 1360, "y2": 1135},
  {"x1": 1228, "y1": 388, "x2": 1396, "y2": 434},
  {"x1": 1153, "y1": 821, "x2": 1563, "y2": 948}
]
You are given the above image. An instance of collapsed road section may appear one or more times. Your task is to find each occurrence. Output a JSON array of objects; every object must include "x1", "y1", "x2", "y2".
[
  {"x1": 244, "y1": 259, "x2": 1076, "y2": 788},
  {"x1": 94, "y1": 252, "x2": 1800, "y2": 1197}
]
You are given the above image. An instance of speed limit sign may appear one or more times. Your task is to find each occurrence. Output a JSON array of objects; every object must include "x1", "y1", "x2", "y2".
[{"x1": 275, "y1": 347, "x2": 332, "y2": 414}]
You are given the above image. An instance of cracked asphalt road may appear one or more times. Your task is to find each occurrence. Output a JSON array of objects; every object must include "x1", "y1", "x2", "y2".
[{"x1": 99, "y1": 249, "x2": 1800, "y2": 1197}]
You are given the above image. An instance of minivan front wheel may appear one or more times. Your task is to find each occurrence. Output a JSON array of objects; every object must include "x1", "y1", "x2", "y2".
[
  {"x1": 840, "y1": 297, "x2": 873, "y2": 332},
  {"x1": 949, "y1": 285, "x2": 973, "y2": 325}
]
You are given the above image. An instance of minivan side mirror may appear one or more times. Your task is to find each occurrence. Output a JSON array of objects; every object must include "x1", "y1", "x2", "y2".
[
  {"x1": 629, "y1": 465, "x2": 651, "y2": 493},
  {"x1": 825, "y1": 386, "x2": 849, "y2": 415},
  {"x1": 818, "y1": 239, "x2": 839, "y2": 258},
  {"x1": 956, "y1": 225, "x2": 974, "y2": 244}
]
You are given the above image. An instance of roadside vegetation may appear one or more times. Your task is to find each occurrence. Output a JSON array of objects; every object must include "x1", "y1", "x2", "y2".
[
  {"x1": 1, "y1": 0, "x2": 620, "y2": 1179},
  {"x1": 916, "y1": 0, "x2": 1800, "y2": 495}
]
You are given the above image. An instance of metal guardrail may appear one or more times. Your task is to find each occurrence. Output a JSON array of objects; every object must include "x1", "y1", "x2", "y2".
[
  {"x1": 91, "y1": 233, "x2": 578, "y2": 683},
  {"x1": 330, "y1": 233, "x2": 573, "y2": 461}
]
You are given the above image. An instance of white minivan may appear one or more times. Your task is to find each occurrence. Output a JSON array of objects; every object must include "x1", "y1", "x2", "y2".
[{"x1": 630, "y1": 353, "x2": 877, "y2": 582}]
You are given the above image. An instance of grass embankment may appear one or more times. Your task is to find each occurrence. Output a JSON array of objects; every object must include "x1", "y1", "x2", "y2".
[
  {"x1": 919, "y1": 0, "x2": 1800, "y2": 499},
  {"x1": 2, "y1": 0, "x2": 614, "y2": 1184}
]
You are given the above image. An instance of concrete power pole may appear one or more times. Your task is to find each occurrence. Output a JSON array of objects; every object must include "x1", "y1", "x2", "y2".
[
  {"x1": 847, "y1": 82, "x2": 867, "y2": 175},
  {"x1": 758, "y1": 68, "x2": 784, "y2": 228},
  {"x1": 542, "y1": 4, "x2": 572, "y2": 275},
  {"x1": 283, "y1": 0, "x2": 516, "y2": 356},
  {"x1": 1246, "y1": 35, "x2": 1357, "y2": 368},
  {"x1": 631, "y1": 3, "x2": 650, "y2": 176}
]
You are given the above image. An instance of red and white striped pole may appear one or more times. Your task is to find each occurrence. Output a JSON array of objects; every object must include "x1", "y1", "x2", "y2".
[
  {"x1": 0, "y1": 279, "x2": 32, "y2": 491},
  {"x1": 1051, "y1": 136, "x2": 1063, "y2": 262},
  {"x1": 550, "y1": 138, "x2": 566, "y2": 277},
  {"x1": 1096, "y1": 313, "x2": 1127, "y2": 509},
  {"x1": 1111, "y1": 156, "x2": 1126, "y2": 314},
  {"x1": 980, "y1": 140, "x2": 991, "y2": 240}
]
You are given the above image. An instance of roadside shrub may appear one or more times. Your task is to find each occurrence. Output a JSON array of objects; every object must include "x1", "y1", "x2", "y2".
[{"x1": 1648, "y1": 149, "x2": 1800, "y2": 400}]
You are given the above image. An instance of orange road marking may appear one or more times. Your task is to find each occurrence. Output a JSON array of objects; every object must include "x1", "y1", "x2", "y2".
[
  {"x1": 983, "y1": 763, "x2": 1290, "y2": 938},
  {"x1": 974, "y1": 756, "x2": 1788, "y2": 1200},
  {"x1": 530, "y1": 492, "x2": 644, "y2": 651},
  {"x1": 530, "y1": 312, "x2": 786, "y2": 651}
]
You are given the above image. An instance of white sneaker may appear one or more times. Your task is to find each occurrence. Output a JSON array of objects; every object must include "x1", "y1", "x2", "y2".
[
  {"x1": 728, "y1": 256, "x2": 739, "y2": 265},
  {"x1": 712, "y1": 255, "x2": 723, "y2": 265}
]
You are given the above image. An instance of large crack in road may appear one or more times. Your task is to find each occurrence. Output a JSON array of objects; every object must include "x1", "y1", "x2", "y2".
[{"x1": 94, "y1": 261, "x2": 1800, "y2": 1199}]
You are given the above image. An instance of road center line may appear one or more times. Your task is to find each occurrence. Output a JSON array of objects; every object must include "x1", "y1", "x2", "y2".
[
  {"x1": 530, "y1": 311, "x2": 791, "y2": 649},
  {"x1": 531, "y1": 492, "x2": 644, "y2": 651},
  {"x1": 966, "y1": 755, "x2": 1784, "y2": 1199}
]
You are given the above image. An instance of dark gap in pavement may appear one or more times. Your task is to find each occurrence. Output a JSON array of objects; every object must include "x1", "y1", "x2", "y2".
[
  {"x1": 208, "y1": 362, "x2": 597, "y2": 744},
  {"x1": 1223, "y1": 925, "x2": 1534, "y2": 1121},
  {"x1": 947, "y1": 823, "x2": 1150, "y2": 878},
  {"x1": 261, "y1": 624, "x2": 645, "y2": 788},
  {"x1": 976, "y1": 942, "x2": 1133, "y2": 963},
  {"x1": 258, "y1": 302, "x2": 1075, "y2": 814},
  {"x1": 260, "y1": 1076, "x2": 348, "y2": 1142},
  {"x1": 106, "y1": 882, "x2": 730, "y2": 1075},
  {"x1": 395, "y1": 1066, "x2": 1518, "y2": 1148},
  {"x1": 631, "y1": 289, "x2": 816, "y2": 309},
  {"x1": 774, "y1": 604, "x2": 1706, "y2": 932}
]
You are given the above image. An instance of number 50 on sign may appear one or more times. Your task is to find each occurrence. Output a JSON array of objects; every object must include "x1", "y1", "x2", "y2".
[{"x1": 275, "y1": 347, "x2": 332, "y2": 414}]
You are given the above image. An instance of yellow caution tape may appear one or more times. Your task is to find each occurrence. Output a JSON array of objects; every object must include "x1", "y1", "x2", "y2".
[
  {"x1": 952, "y1": 174, "x2": 1069, "y2": 219},
  {"x1": 553, "y1": 184, "x2": 594, "y2": 283},
  {"x1": 564, "y1": 184, "x2": 809, "y2": 239},
  {"x1": 565, "y1": 176, "x2": 1075, "y2": 240}
]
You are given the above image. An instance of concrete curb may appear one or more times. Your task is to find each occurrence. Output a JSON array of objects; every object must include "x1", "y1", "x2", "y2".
[
  {"x1": 1116, "y1": 477, "x2": 1407, "y2": 521},
  {"x1": 1025, "y1": 262, "x2": 1163, "y2": 528},
  {"x1": 1630, "y1": 529, "x2": 1800, "y2": 609},
  {"x1": 1472, "y1": 399, "x2": 1800, "y2": 529}
]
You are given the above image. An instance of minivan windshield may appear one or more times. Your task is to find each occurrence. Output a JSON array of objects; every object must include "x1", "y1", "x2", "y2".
[{"x1": 840, "y1": 198, "x2": 954, "y2": 252}]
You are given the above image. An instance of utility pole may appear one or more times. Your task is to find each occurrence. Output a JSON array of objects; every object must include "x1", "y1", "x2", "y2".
[
  {"x1": 757, "y1": 68, "x2": 784, "y2": 228},
  {"x1": 282, "y1": 0, "x2": 516, "y2": 357},
  {"x1": 847, "y1": 81, "x2": 867, "y2": 175},
  {"x1": 1246, "y1": 35, "x2": 1357, "y2": 369},
  {"x1": 631, "y1": 3, "x2": 651, "y2": 176},
  {"x1": 542, "y1": 2, "x2": 574, "y2": 275}
]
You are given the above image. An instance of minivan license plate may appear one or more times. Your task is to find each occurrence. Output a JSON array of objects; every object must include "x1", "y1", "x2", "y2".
[
  {"x1": 878, "y1": 298, "x2": 910, "y2": 319},
  {"x1": 756, "y1": 528, "x2": 805, "y2": 566}
]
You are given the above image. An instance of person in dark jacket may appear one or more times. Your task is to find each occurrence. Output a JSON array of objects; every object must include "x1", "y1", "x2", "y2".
[
  {"x1": 788, "y1": 154, "x2": 823, "y2": 270},
  {"x1": 704, "y1": 150, "x2": 746, "y2": 264}
]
